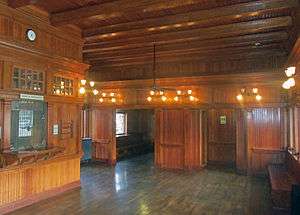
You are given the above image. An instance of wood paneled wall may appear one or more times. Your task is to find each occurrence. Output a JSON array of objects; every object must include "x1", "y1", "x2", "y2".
[
  {"x1": 90, "y1": 55, "x2": 286, "y2": 82},
  {"x1": 247, "y1": 108, "x2": 285, "y2": 175},
  {"x1": 0, "y1": 155, "x2": 80, "y2": 213},
  {"x1": 155, "y1": 109, "x2": 205, "y2": 169},
  {"x1": 0, "y1": 3, "x2": 83, "y2": 61},
  {"x1": 208, "y1": 109, "x2": 236, "y2": 164},
  {"x1": 48, "y1": 102, "x2": 82, "y2": 155}
]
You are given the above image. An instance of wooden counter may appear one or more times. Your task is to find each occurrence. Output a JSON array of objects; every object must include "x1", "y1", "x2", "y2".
[{"x1": 0, "y1": 154, "x2": 81, "y2": 214}]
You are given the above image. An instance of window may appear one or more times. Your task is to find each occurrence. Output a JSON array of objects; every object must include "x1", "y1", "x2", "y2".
[
  {"x1": 116, "y1": 113, "x2": 127, "y2": 135},
  {"x1": 11, "y1": 100, "x2": 47, "y2": 151},
  {"x1": 53, "y1": 76, "x2": 74, "y2": 96},
  {"x1": 12, "y1": 67, "x2": 44, "y2": 92},
  {"x1": 18, "y1": 110, "x2": 33, "y2": 137}
]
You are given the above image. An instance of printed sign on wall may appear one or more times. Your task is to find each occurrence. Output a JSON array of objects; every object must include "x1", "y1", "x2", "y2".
[{"x1": 220, "y1": 115, "x2": 227, "y2": 125}]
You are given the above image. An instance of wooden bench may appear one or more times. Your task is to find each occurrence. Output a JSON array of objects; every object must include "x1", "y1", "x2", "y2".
[{"x1": 268, "y1": 153, "x2": 300, "y2": 214}]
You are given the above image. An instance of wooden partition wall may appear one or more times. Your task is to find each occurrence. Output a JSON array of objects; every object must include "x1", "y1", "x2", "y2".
[
  {"x1": 208, "y1": 108, "x2": 236, "y2": 165},
  {"x1": 89, "y1": 108, "x2": 116, "y2": 165},
  {"x1": 155, "y1": 109, "x2": 206, "y2": 169}
]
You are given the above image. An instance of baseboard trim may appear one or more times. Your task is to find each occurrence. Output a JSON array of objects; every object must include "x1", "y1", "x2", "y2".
[{"x1": 0, "y1": 180, "x2": 81, "y2": 214}]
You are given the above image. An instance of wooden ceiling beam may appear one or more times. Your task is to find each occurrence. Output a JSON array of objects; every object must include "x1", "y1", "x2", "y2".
[
  {"x1": 84, "y1": 9, "x2": 289, "y2": 43},
  {"x1": 83, "y1": 16, "x2": 292, "y2": 52},
  {"x1": 83, "y1": 31, "x2": 288, "y2": 53},
  {"x1": 50, "y1": 0, "x2": 252, "y2": 26},
  {"x1": 88, "y1": 44, "x2": 285, "y2": 66},
  {"x1": 83, "y1": 0, "x2": 297, "y2": 39},
  {"x1": 8, "y1": 0, "x2": 39, "y2": 8},
  {"x1": 84, "y1": 36, "x2": 287, "y2": 61}
]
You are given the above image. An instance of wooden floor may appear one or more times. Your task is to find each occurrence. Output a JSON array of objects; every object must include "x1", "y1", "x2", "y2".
[{"x1": 9, "y1": 154, "x2": 271, "y2": 215}]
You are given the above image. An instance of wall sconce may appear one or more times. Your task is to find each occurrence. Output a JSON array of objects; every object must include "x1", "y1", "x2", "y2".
[{"x1": 282, "y1": 66, "x2": 296, "y2": 89}]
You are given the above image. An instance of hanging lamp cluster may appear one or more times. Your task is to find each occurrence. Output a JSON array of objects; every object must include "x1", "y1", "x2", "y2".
[
  {"x1": 147, "y1": 89, "x2": 197, "y2": 102},
  {"x1": 79, "y1": 79, "x2": 119, "y2": 103},
  {"x1": 236, "y1": 87, "x2": 262, "y2": 102},
  {"x1": 282, "y1": 66, "x2": 296, "y2": 90},
  {"x1": 146, "y1": 44, "x2": 198, "y2": 103}
]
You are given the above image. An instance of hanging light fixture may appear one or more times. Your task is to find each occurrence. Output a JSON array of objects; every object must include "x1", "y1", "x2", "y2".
[
  {"x1": 236, "y1": 87, "x2": 262, "y2": 102},
  {"x1": 79, "y1": 79, "x2": 120, "y2": 104},
  {"x1": 146, "y1": 44, "x2": 198, "y2": 103}
]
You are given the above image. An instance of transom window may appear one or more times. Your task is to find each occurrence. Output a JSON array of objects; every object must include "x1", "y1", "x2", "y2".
[
  {"x1": 12, "y1": 67, "x2": 44, "y2": 92},
  {"x1": 116, "y1": 113, "x2": 127, "y2": 135},
  {"x1": 53, "y1": 76, "x2": 74, "y2": 96}
]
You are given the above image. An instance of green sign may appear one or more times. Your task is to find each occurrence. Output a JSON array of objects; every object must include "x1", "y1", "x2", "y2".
[{"x1": 220, "y1": 116, "x2": 226, "y2": 125}]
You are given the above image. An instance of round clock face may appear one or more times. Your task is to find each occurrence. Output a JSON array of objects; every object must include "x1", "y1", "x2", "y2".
[{"x1": 26, "y1": 29, "x2": 36, "y2": 42}]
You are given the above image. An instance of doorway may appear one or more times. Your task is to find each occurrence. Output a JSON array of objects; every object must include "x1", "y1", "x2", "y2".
[
  {"x1": 207, "y1": 108, "x2": 236, "y2": 166},
  {"x1": 116, "y1": 109, "x2": 154, "y2": 161}
]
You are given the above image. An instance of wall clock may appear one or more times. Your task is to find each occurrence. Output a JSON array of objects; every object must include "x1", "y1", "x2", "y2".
[{"x1": 26, "y1": 29, "x2": 36, "y2": 42}]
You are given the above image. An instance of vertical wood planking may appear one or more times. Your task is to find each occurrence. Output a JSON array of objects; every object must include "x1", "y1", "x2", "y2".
[
  {"x1": 90, "y1": 108, "x2": 116, "y2": 164},
  {"x1": 247, "y1": 107, "x2": 285, "y2": 175},
  {"x1": 0, "y1": 156, "x2": 80, "y2": 207},
  {"x1": 155, "y1": 109, "x2": 205, "y2": 169}
]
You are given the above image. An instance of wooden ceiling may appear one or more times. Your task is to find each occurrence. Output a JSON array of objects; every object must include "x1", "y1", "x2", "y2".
[{"x1": 8, "y1": 0, "x2": 300, "y2": 74}]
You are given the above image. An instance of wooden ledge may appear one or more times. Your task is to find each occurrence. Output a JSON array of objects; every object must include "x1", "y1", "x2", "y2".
[{"x1": 0, "y1": 153, "x2": 81, "y2": 172}]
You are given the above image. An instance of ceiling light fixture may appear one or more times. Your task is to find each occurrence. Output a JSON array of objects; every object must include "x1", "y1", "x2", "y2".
[
  {"x1": 146, "y1": 44, "x2": 198, "y2": 103},
  {"x1": 236, "y1": 87, "x2": 262, "y2": 102}
]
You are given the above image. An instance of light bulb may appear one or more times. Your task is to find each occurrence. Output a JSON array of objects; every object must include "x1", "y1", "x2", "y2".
[
  {"x1": 147, "y1": 97, "x2": 152, "y2": 102},
  {"x1": 282, "y1": 81, "x2": 291, "y2": 89},
  {"x1": 187, "y1": 90, "x2": 192, "y2": 95},
  {"x1": 99, "y1": 98, "x2": 104, "y2": 103},
  {"x1": 55, "y1": 89, "x2": 60, "y2": 94},
  {"x1": 287, "y1": 77, "x2": 295, "y2": 87},
  {"x1": 176, "y1": 90, "x2": 182, "y2": 95},
  {"x1": 174, "y1": 96, "x2": 179, "y2": 102},
  {"x1": 159, "y1": 91, "x2": 164, "y2": 95},
  {"x1": 189, "y1": 96, "x2": 195, "y2": 101},
  {"x1": 111, "y1": 98, "x2": 116, "y2": 103},
  {"x1": 256, "y1": 95, "x2": 262, "y2": 101},
  {"x1": 89, "y1": 81, "x2": 95, "y2": 87},
  {"x1": 61, "y1": 81, "x2": 64, "y2": 86},
  {"x1": 236, "y1": 94, "x2": 243, "y2": 101},
  {"x1": 110, "y1": 92, "x2": 115, "y2": 97},
  {"x1": 80, "y1": 79, "x2": 87, "y2": 85},
  {"x1": 79, "y1": 87, "x2": 85, "y2": 94},
  {"x1": 102, "y1": 92, "x2": 107, "y2": 97},
  {"x1": 93, "y1": 89, "x2": 99, "y2": 95},
  {"x1": 252, "y1": 88, "x2": 258, "y2": 94},
  {"x1": 150, "y1": 90, "x2": 155, "y2": 96},
  {"x1": 285, "y1": 66, "x2": 296, "y2": 77},
  {"x1": 161, "y1": 96, "x2": 167, "y2": 101}
]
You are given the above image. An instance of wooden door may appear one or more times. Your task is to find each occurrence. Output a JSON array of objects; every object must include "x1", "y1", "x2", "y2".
[
  {"x1": 155, "y1": 109, "x2": 205, "y2": 169},
  {"x1": 89, "y1": 108, "x2": 116, "y2": 165},
  {"x1": 208, "y1": 109, "x2": 236, "y2": 165}
]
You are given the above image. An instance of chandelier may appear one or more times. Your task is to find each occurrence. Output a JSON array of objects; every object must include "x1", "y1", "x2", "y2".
[
  {"x1": 79, "y1": 79, "x2": 119, "y2": 103},
  {"x1": 236, "y1": 87, "x2": 262, "y2": 102},
  {"x1": 282, "y1": 66, "x2": 296, "y2": 90},
  {"x1": 146, "y1": 44, "x2": 197, "y2": 103}
]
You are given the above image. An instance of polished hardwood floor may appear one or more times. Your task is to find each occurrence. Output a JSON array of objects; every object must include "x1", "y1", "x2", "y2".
[{"x1": 9, "y1": 154, "x2": 271, "y2": 215}]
